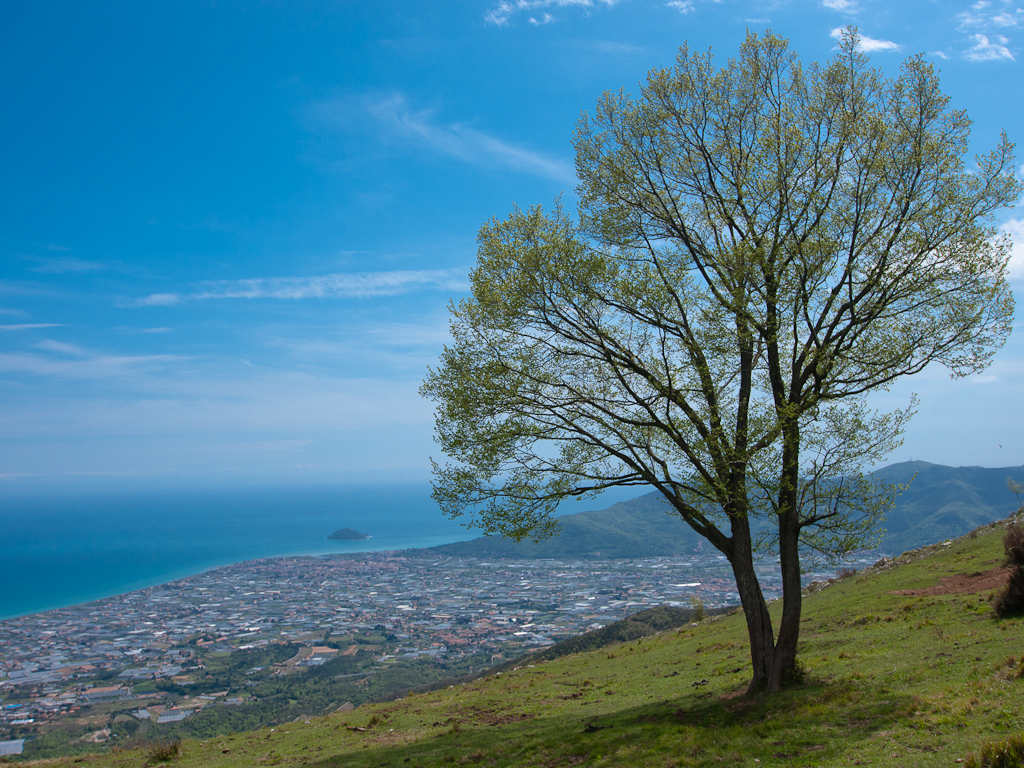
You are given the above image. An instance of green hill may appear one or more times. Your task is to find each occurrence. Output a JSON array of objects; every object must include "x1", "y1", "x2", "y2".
[
  {"x1": 871, "y1": 461, "x2": 1024, "y2": 553},
  {"x1": 416, "y1": 461, "x2": 1024, "y2": 559},
  {"x1": 33, "y1": 512, "x2": 1024, "y2": 768},
  {"x1": 417, "y1": 491, "x2": 706, "y2": 558}
]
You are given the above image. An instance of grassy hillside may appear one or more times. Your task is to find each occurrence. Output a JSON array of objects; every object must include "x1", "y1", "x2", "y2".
[
  {"x1": 26, "y1": 513, "x2": 1024, "y2": 767},
  {"x1": 419, "y1": 461, "x2": 1024, "y2": 560},
  {"x1": 417, "y1": 492, "x2": 705, "y2": 558},
  {"x1": 873, "y1": 462, "x2": 1024, "y2": 554}
]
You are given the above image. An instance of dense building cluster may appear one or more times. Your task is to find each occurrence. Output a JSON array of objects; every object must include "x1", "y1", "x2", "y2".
[{"x1": 0, "y1": 550, "x2": 863, "y2": 740}]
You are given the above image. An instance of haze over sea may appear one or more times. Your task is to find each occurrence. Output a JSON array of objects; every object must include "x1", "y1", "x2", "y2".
[
  {"x1": 0, "y1": 483, "x2": 477, "y2": 621},
  {"x1": 1, "y1": 483, "x2": 641, "y2": 622}
]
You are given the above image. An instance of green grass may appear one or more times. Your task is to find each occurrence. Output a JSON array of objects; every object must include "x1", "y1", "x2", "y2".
[{"x1": 22, "y1": 518, "x2": 1023, "y2": 768}]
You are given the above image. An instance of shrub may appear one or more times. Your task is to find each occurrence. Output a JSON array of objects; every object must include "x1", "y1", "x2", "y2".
[
  {"x1": 781, "y1": 658, "x2": 807, "y2": 687},
  {"x1": 964, "y1": 734, "x2": 1024, "y2": 768},
  {"x1": 690, "y1": 595, "x2": 706, "y2": 622},
  {"x1": 994, "y1": 523, "x2": 1024, "y2": 618},
  {"x1": 1005, "y1": 523, "x2": 1024, "y2": 568},
  {"x1": 145, "y1": 739, "x2": 181, "y2": 763}
]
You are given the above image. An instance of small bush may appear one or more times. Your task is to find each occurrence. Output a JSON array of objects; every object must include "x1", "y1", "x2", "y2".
[
  {"x1": 690, "y1": 595, "x2": 706, "y2": 622},
  {"x1": 781, "y1": 658, "x2": 807, "y2": 687},
  {"x1": 1005, "y1": 523, "x2": 1024, "y2": 568},
  {"x1": 964, "y1": 734, "x2": 1024, "y2": 768},
  {"x1": 837, "y1": 568, "x2": 858, "y2": 580},
  {"x1": 145, "y1": 739, "x2": 181, "y2": 763},
  {"x1": 994, "y1": 524, "x2": 1024, "y2": 617}
]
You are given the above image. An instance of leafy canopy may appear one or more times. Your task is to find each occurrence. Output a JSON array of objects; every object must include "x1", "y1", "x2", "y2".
[{"x1": 422, "y1": 29, "x2": 1019, "y2": 564}]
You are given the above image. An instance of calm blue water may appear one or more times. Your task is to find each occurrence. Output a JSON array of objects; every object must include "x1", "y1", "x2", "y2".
[
  {"x1": 1, "y1": 483, "x2": 642, "y2": 621},
  {"x1": 0, "y1": 483, "x2": 477, "y2": 621}
]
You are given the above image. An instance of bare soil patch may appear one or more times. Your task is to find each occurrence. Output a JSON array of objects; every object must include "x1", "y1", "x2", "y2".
[{"x1": 890, "y1": 566, "x2": 1009, "y2": 596}]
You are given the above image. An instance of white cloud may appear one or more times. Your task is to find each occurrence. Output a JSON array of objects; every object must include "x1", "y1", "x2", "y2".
[
  {"x1": 666, "y1": 0, "x2": 695, "y2": 12},
  {"x1": 588, "y1": 40, "x2": 645, "y2": 54},
  {"x1": 0, "y1": 369, "x2": 432, "y2": 438},
  {"x1": 134, "y1": 293, "x2": 180, "y2": 307},
  {"x1": 964, "y1": 33, "x2": 1015, "y2": 60},
  {"x1": 0, "y1": 351, "x2": 183, "y2": 379},
  {"x1": 485, "y1": 0, "x2": 620, "y2": 26},
  {"x1": 130, "y1": 269, "x2": 468, "y2": 308},
  {"x1": 25, "y1": 256, "x2": 104, "y2": 274},
  {"x1": 195, "y1": 269, "x2": 467, "y2": 301},
  {"x1": 830, "y1": 28, "x2": 900, "y2": 51},
  {"x1": 0, "y1": 323, "x2": 65, "y2": 331},
  {"x1": 36, "y1": 340, "x2": 89, "y2": 356},
  {"x1": 857, "y1": 34, "x2": 901, "y2": 52},
  {"x1": 822, "y1": 0, "x2": 858, "y2": 12},
  {"x1": 1002, "y1": 218, "x2": 1024, "y2": 280},
  {"x1": 959, "y1": 1, "x2": 1023, "y2": 30},
  {"x1": 529, "y1": 12, "x2": 556, "y2": 23},
  {"x1": 366, "y1": 94, "x2": 576, "y2": 184}
]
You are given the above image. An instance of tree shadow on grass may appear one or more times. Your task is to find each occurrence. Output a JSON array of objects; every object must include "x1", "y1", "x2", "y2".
[{"x1": 308, "y1": 676, "x2": 921, "y2": 768}]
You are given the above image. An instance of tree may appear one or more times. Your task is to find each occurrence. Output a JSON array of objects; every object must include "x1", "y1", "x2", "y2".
[{"x1": 421, "y1": 29, "x2": 1020, "y2": 694}]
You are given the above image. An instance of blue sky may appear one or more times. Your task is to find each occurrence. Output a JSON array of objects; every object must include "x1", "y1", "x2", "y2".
[{"x1": 1, "y1": 0, "x2": 1022, "y2": 492}]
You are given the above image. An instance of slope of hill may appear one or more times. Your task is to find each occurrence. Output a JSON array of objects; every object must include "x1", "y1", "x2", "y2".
[
  {"x1": 872, "y1": 461, "x2": 1024, "y2": 553},
  {"x1": 417, "y1": 461, "x2": 1024, "y2": 559},
  {"x1": 417, "y1": 491, "x2": 704, "y2": 558},
  {"x1": 32, "y1": 513, "x2": 1023, "y2": 768}
]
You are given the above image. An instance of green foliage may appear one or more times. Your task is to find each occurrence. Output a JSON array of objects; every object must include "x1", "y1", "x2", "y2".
[
  {"x1": 966, "y1": 735, "x2": 1024, "y2": 768},
  {"x1": 145, "y1": 738, "x2": 181, "y2": 763},
  {"x1": 995, "y1": 522, "x2": 1024, "y2": 617},
  {"x1": 422, "y1": 27, "x2": 1019, "y2": 691},
  {"x1": 690, "y1": 595, "x2": 706, "y2": 622}
]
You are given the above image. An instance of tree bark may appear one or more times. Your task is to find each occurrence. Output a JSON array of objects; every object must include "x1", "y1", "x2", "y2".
[
  {"x1": 728, "y1": 513, "x2": 776, "y2": 693},
  {"x1": 769, "y1": 425, "x2": 803, "y2": 692}
]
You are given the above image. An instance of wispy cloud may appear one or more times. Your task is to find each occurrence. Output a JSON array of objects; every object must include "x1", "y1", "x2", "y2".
[
  {"x1": 959, "y1": 0, "x2": 1023, "y2": 30},
  {"x1": 131, "y1": 269, "x2": 469, "y2": 308},
  {"x1": 194, "y1": 269, "x2": 468, "y2": 300},
  {"x1": 0, "y1": 323, "x2": 66, "y2": 331},
  {"x1": 666, "y1": 0, "x2": 695, "y2": 13},
  {"x1": 963, "y1": 33, "x2": 1015, "y2": 60},
  {"x1": 822, "y1": 0, "x2": 858, "y2": 13},
  {"x1": 117, "y1": 326, "x2": 174, "y2": 334},
  {"x1": 485, "y1": 0, "x2": 621, "y2": 27},
  {"x1": 529, "y1": 12, "x2": 556, "y2": 23},
  {"x1": 366, "y1": 94, "x2": 576, "y2": 184},
  {"x1": 587, "y1": 40, "x2": 645, "y2": 54},
  {"x1": 958, "y1": 1, "x2": 1020, "y2": 59},
  {"x1": 133, "y1": 293, "x2": 180, "y2": 307},
  {"x1": 24, "y1": 256, "x2": 105, "y2": 273},
  {"x1": 1002, "y1": 218, "x2": 1024, "y2": 280},
  {"x1": 36, "y1": 340, "x2": 89, "y2": 356},
  {"x1": 0, "y1": 350, "x2": 183, "y2": 379},
  {"x1": 830, "y1": 28, "x2": 900, "y2": 51}
]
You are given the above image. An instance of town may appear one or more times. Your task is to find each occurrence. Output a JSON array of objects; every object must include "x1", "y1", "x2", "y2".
[{"x1": 0, "y1": 550, "x2": 867, "y2": 757}]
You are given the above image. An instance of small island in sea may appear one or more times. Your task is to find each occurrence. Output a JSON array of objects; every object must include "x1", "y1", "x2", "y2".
[{"x1": 327, "y1": 527, "x2": 369, "y2": 541}]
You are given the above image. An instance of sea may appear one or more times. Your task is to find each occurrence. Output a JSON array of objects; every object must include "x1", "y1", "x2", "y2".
[{"x1": 0, "y1": 482, "x2": 641, "y2": 621}]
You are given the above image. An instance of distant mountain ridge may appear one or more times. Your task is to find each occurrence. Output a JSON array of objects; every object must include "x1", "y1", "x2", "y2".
[{"x1": 415, "y1": 461, "x2": 1024, "y2": 559}]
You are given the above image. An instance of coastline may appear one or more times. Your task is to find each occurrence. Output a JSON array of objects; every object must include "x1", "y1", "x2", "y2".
[{"x1": 0, "y1": 531, "x2": 478, "y2": 622}]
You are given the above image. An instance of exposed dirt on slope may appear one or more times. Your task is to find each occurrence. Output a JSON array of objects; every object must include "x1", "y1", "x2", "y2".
[{"x1": 890, "y1": 566, "x2": 1009, "y2": 596}]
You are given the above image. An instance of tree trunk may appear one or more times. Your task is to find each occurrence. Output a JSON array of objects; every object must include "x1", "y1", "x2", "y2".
[
  {"x1": 728, "y1": 515, "x2": 776, "y2": 693},
  {"x1": 769, "y1": 505, "x2": 802, "y2": 692},
  {"x1": 768, "y1": 425, "x2": 803, "y2": 693}
]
